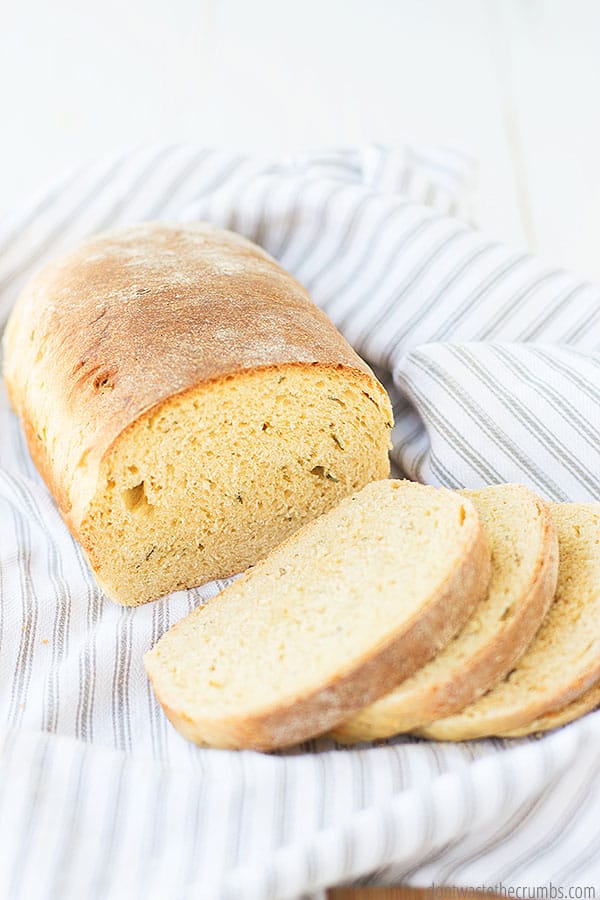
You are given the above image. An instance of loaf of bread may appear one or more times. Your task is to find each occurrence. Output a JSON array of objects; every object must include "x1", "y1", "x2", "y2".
[
  {"x1": 3, "y1": 223, "x2": 393, "y2": 605},
  {"x1": 332, "y1": 484, "x2": 558, "y2": 742},
  {"x1": 144, "y1": 480, "x2": 491, "y2": 751},
  {"x1": 419, "y1": 503, "x2": 600, "y2": 741}
]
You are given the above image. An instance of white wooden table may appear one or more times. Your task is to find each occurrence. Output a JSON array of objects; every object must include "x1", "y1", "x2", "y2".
[{"x1": 2, "y1": 0, "x2": 599, "y2": 282}]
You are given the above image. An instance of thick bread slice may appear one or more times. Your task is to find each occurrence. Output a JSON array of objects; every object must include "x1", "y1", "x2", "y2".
[
  {"x1": 419, "y1": 503, "x2": 600, "y2": 741},
  {"x1": 332, "y1": 484, "x2": 558, "y2": 742},
  {"x1": 145, "y1": 480, "x2": 491, "y2": 751},
  {"x1": 500, "y1": 680, "x2": 600, "y2": 738},
  {"x1": 3, "y1": 223, "x2": 393, "y2": 605}
]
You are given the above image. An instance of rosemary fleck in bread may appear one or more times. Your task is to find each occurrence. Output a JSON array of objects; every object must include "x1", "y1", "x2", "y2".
[
  {"x1": 332, "y1": 484, "x2": 558, "y2": 743},
  {"x1": 420, "y1": 503, "x2": 600, "y2": 741},
  {"x1": 500, "y1": 680, "x2": 600, "y2": 738},
  {"x1": 145, "y1": 480, "x2": 491, "y2": 751},
  {"x1": 3, "y1": 223, "x2": 393, "y2": 606}
]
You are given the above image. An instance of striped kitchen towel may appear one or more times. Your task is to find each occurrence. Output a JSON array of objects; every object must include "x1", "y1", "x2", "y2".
[{"x1": 0, "y1": 144, "x2": 599, "y2": 900}]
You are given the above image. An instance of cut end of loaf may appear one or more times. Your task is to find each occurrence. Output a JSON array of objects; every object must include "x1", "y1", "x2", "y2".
[{"x1": 80, "y1": 364, "x2": 392, "y2": 605}]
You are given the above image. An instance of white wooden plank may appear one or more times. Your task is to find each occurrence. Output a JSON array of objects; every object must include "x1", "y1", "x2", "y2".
[
  {"x1": 494, "y1": 0, "x2": 600, "y2": 283},
  {"x1": 205, "y1": 0, "x2": 526, "y2": 244},
  {"x1": 1, "y1": 0, "x2": 524, "y2": 251},
  {"x1": 0, "y1": 0, "x2": 215, "y2": 209}
]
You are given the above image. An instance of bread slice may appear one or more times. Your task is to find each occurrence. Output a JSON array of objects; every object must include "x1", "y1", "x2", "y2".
[
  {"x1": 419, "y1": 503, "x2": 600, "y2": 741},
  {"x1": 3, "y1": 223, "x2": 393, "y2": 605},
  {"x1": 331, "y1": 484, "x2": 558, "y2": 743},
  {"x1": 500, "y1": 680, "x2": 600, "y2": 738},
  {"x1": 145, "y1": 480, "x2": 491, "y2": 751}
]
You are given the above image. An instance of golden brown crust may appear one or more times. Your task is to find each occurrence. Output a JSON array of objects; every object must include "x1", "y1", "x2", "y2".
[
  {"x1": 499, "y1": 679, "x2": 600, "y2": 737},
  {"x1": 144, "y1": 491, "x2": 492, "y2": 751},
  {"x1": 420, "y1": 666, "x2": 600, "y2": 742},
  {"x1": 3, "y1": 223, "x2": 388, "y2": 534}
]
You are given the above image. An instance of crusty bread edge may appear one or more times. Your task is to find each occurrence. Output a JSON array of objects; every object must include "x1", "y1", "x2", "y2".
[
  {"x1": 499, "y1": 678, "x2": 600, "y2": 738},
  {"x1": 417, "y1": 588, "x2": 600, "y2": 742},
  {"x1": 332, "y1": 492, "x2": 559, "y2": 743},
  {"x1": 144, "y1": 487, "x2": 492, "y2": 751},
  {"x1": 419, "y1": 660, "x2": 600, "y2": 742}
]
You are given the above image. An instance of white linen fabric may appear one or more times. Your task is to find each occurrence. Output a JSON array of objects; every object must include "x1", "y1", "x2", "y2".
[{"x1": 0, "y1": 144, "x2": 599, "y2": 900}]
